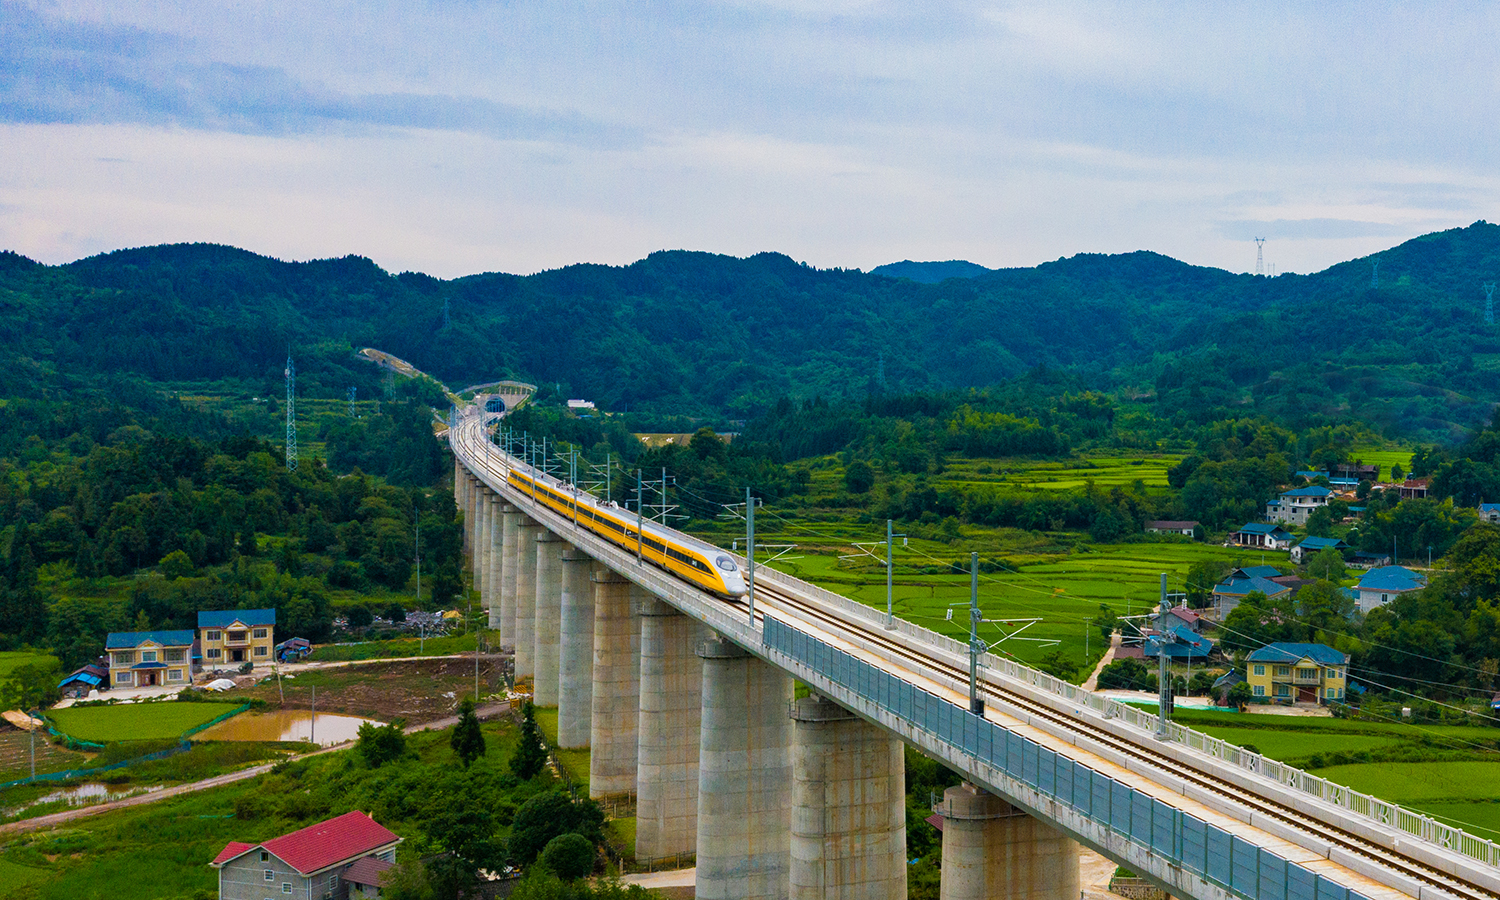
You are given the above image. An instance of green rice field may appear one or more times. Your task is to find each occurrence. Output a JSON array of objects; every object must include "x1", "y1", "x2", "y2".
[
  {"x1": 1349, "y1": 445, "x2": 1415, "y2": 478},
  {"x1": 47, "y1": 702, "x2": 244, "y2": 743},
  {"x1": 1312, "y1": 762, "x2": 1500, "y2": 838},
  {"x1": 935, "y1": 454, "x2": 1183, "y2": 493}
]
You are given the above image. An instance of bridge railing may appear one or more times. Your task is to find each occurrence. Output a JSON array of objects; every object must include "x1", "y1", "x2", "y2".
[
  {"x1": 456, "y1": 414, "x2": 1500, "y2": 873},
  {"x1": 763, "y1": 617, "x2": 1373, "y2": 900}
]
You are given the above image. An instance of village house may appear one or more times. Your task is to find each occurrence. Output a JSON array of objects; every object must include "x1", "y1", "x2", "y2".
[
  {"x1": 1227, "y1": 522, "x2": 1293, "y2": 550},
  {"x1": 1332, "y1": 462, "x2": 1380, "y2": 484},
  {"x1": 211, "y1": 810, "x2": 401, "y2": 900},
  {"x1": 1144, "y1": 520, "x2": 1199, "y2": 536},
  {"x1": 199, "y1": 609, "x2": 276, "y2": 669},
  {"x1": 1143, "y1": 624, "x2": 1214, "y2": 661},
  {"x1": 1480, "y1": 502, "x2": 1500, "y2": 524},
  {"x1": 1266, "y1": 485, "x2": 1332, "y2": 525},
  {"x1": 57, "y1": 662, "x2": 108, "y2": 698},
  {"x1": 1290, "y1": 535, "x2": 1348, "y2": 565},
  {"x1": 1148, "y1": 606, "x2": 1205, "y2": 634},
  {"x1": 106, "y1": 630, "x2": 199, "y2": 689},
  {"x1": 1354, "y1": 565, "x2": 1427, "y2": 614},
  {"x1": 1397, "y1": 478, "x2": 1429, "y2": 500},
  {"x1": 1210, "y1": 566, "x2": 1292, "y2": 620},
  {"x1": 1245, "y1": 642, "x2": 1349, "y2": 704}
]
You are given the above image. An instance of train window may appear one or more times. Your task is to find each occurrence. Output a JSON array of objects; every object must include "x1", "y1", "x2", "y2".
[{"x1": 715, "y1": 555, "x2": 736, "y2": 572}]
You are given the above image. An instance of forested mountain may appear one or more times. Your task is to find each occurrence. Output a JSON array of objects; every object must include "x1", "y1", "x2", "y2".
[
  {"x1": 4, "y1": 221, "x2": 1500, "y2": 440},
  {"x1": 869, "y1": 259, "x2": 993, "y2": 282}
]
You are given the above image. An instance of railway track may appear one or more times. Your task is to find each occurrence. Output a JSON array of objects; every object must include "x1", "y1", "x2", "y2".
[{"x1": 751, "y1": 582, "x2": 1497, "y2": 900}]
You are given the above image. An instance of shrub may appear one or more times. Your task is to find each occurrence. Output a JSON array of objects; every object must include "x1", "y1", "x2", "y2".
[
  {"x1": 540, "y1": 833, "x2": 595, "y2": 880},
  {"x1": 356, "y1": 720, "x2": 407, "y2": 767}
]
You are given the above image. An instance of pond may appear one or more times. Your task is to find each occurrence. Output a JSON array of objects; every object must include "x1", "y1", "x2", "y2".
[
  {"x1": 4, "y1": 782, "x2": 163, "y2": 816},
  {"x1": 195, "y1": 710, "x2": 381, "y2": 746}
]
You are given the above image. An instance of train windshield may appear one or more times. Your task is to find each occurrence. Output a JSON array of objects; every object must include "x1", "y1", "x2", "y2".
[{"x1": 714, "y1": 555, "x2": 737, "y2": 572}]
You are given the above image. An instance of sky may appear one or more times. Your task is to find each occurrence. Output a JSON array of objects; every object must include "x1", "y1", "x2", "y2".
[{"x1": 2, "y1": 0, "x2": 1497, "y2": 278}]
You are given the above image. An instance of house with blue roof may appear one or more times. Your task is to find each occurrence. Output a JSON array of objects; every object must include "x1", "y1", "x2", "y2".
[
  {"x1": 1267, "y1": 485, "x2": 1333, "y2": 526},
  {"x1": 1245, "y1": 642, "x2": 1348, "y2": 704},
  {"x1": 106, "y1": 630, "x2": 199, "y2": 689},
  {"x1": 1227, "y1": 522, "x2": 1293, "y2": 551},
  {"x1": 1354, "y1": 566, "x2": 1426, "y2": 614},
  {"x1": 199, "y1": 608, "x2": 276, "y2": 668},
  {"x1": 1210, "y1": 570, "x2": 1292, "y2": 620},
  {"x1": 1290, "y1": 535, "x2": 1348, "y2": 564}
]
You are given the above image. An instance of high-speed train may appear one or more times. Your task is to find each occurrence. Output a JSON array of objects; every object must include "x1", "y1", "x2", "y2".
[{"x1": 500, "y1": 455, "x2": 749, "y2": 599}]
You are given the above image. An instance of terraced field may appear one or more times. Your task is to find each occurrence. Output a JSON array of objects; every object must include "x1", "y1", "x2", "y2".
[{"x1": 0, "y1": 732, "x2": 85, "y2": 783}]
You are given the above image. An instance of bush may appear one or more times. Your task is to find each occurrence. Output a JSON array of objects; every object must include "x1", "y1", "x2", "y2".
[
  {"x1": 356, "y1": 720, "x2": 407, "y2": 767},
  {"x1": 508, "y1": 791, "x2": 605, "y2": 865},
  {"x1": 540, "y1": 833, "x2": 595, "y2": 880}
]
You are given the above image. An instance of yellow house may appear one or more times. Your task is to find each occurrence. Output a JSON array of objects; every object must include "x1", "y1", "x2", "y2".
[
  {"x1": 105, "y1": 630, "x2": 199, "y2": 688},
  {"x1": 1246, "y1": 642, "x2": 1348, "y2": 704},
  {"x1": 198, "y1": 608, "x2": 276, "y2": 669}
]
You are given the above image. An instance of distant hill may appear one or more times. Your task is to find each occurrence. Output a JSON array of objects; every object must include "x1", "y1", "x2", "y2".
[
  {"x1": 870, "y1": 259, "x2": 993, "y2": 283},
  {"x1": 3, "y1": 222, "x2": 1500, "y2": 440}
]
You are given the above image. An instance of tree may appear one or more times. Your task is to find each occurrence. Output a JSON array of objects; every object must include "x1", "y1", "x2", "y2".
[
  {"x1": 158, "y1": 549, "x2": 195, "y2": 580},
  {"x1": 1095, "y1": 658, "x2": 1158, "y2": 692},
  {"x1": 1185, "y1": 559, "x2": 1232, "y2": 609},
  {"x1": 844, "y1": 460, "x2": 875, "y2": 494},
  {"x1": 450, "y1": 698, "x2": 486, "y2": 767},
  {"x1": 0, "y1": 659, "x2": 62, "y2": 711},
  {"x1": 1296, "y1": 579, "x2": 1356, "y2": 634},
  {"x1": 347, "y1": 604, "x2": 374, "y2": 629},
  {"x1": 1304, "y1": 507, "x2": 1335, "y2": 538},
  {"x1": 356, "y1": 720, "x2": 408, "y2": 767},
  {"x1": 508, "y1": 790, "x2": 605, "y2": 866},
  {"x1": 1392, "y1": 462, "x2": 1405, "y2": 482},
  {"x1": 1306, "y1": 547, "x2": 1346, "y2": 582},
  {"x1": 1036, "y1": 649, "x2": 1077, "y2": 681},
  {"x1": 1227, "y1": 681, "x2": 1254, "y2": 709},
  {"x1": 511, "y1": 701, "x2": 548, "y2": 780},
  {"x1": 540, "y1": 833, "x2": 596, "y2": 880}
]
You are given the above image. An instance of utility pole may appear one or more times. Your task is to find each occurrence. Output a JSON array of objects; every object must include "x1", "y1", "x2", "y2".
[
  {"x1": 968, "y1": 552, "x2": 983, "y2": 716},
  {"x1": 1156, "y1": 573, "x2": 1170, "y2": 739},
  {"x1": 882, "y1": 519, "x2": 907, "y2": 629},
  {"x1": 310, "y1": 684, "x2": 316, "y2": 745},
  {"x1": 747, "y1": 485, "x2": 757, "y2": 625},
  {"x1": 635, "y1": 470, "x2": 644, "y2": 562},
  {"x1": 414, "y1": 507, "x2": 421, "y2": 605}
]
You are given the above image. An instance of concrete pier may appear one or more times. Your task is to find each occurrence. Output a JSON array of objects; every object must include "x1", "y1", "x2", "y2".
[
  {"x1": 512, "y1": 517, "x2": 541, "y2": 679},
  {"x1": 557, "y1": 545, "x2": 595, "y2": 748},
  {"x1": 635, "y1": 597, "x2": 703, "y2": 864},
  {"x1": 589, "y1": 566, "x2": 640, "y2": 798},
  {"x1": 696, "y1": 635, "x2": 793, "y2": 900},
  {"x1": 472, "y1": 483, "x2": 489, "y2": 605},
  {"x1": 499, "y1": 505, "x2": 522, "y2": 650},
  {"x1": 455, "y1": 462, "x2": 469, "y2": 553},
  {"x1": 532, "y1": 532, "x2": 564, "y2": 707},
  {"x1": 486, "y1": 495, "x2": 504, "y2": 629},
  {"x1": 789, "y1": 696, "x2": 907, "y2": 900},
  {"x1": 938, "y1": 783, "x2": 1080, "y2": 900}
]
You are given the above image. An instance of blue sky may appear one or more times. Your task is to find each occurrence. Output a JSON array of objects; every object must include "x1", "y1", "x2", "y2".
[{"x1": 2, "y1": 1, "x2": 1496, "y2": 277}]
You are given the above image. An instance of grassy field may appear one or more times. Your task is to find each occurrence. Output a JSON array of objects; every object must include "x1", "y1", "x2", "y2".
[
  {"x1": 47, "y1": 702, "x2": 244, "y2": 743},
  {"x1": 755, "y1": 538, "x2": 1263, "y2": 674},
  {"x1": 533, "y1": 706, "x2": 590, "y2": 797},
  {"x1": 310, "y1": 631, "x2": 483, "y2": 662},
  {"x1": 934, "y1": 453, "x2": 1183, "y2": 493},
  {"x1": 1349, "y1": 445, "x2": 1415, "y2": 478},
  {"x1": 0, "y1": 652, "x2": 58, "y2": 684}
]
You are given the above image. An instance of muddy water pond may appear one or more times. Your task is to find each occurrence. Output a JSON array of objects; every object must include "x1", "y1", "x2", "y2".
[
  {"x1": 4, "y1": 783, "x2": 163, "y2": 817},
  {"x1": 195, "y1": 710, "x2": 380, "y2": 746}
]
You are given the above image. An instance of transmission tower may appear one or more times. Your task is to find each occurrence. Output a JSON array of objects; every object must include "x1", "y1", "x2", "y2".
[
  {"x1": 1371, "y1": 259, "x2": 1379, "y2": 289},
  {"x1": 1254, "y1": 237, "x2": 1266, "y2": 276},
  {"x1": 347, "y1": 386, "x2": 357, "y2": 418},
  {"x1": 1486, "y1": 283, "x2": 1496, "y2": 326},
  {"x1": 382, "y1": 370, "x2": 395, "y2": 400},
  {"x1": 284, "y1": 354, "x2": 298, "y2": 472},
  {"x1": 441, "y1": 298, "x2": 452, "y2": 332}
]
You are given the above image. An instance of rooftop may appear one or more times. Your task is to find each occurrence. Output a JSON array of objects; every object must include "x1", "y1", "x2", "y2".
[
  {"x1": 1280, "y1": 486, "x2": 1333, "y2": 499},
  {"x1": 1356, "y1": 565, "x2": 1426, "y2": 592},
  {"x1": 1296, "y1": 536, "x2": 1348, "y2": 551},
  {"x1": 105, "y1": 629, "x2": 196, "y2": 650},
  {"x1": 199, "y1": 608, "x2": 277, "y2": 629},
  {"x1": 1246, "y1": 642, "x2": 1348, "y2": 666},
  {"x1": 211, "y1": 811, "x2": 400, "y2": 875},
  {"x1": 1235, "y1": 523, "x2": 1292, "y2": 536}
]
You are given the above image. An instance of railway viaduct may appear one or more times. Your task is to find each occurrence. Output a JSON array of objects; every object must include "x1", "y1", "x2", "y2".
[{"x1": 449, "y1": 400, "x2": 1500, "y2": 900}]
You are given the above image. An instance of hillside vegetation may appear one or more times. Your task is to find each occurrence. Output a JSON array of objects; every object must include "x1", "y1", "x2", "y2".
[{"x1": 4, "y1": 222, "x2": 1500, "y2": 439}]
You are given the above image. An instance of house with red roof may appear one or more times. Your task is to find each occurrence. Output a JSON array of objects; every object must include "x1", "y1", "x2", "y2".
[{"x1": 210, "y1": 810, "x2": 401, "y2": 900}]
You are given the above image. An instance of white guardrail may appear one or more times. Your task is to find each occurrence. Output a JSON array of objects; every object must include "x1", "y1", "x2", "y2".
[{"x1": 451, "y1": 406, "x2": 1500, "y2": 872}]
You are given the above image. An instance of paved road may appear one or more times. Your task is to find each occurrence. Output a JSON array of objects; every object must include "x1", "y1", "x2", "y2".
[{"x1": 0, "y1": 701, "x2": 513, "y2": 836}]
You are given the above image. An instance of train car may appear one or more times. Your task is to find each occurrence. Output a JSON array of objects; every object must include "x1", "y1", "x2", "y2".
[{"x1": 506, "y1": 466, "x2": 748, "y2": 598}]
